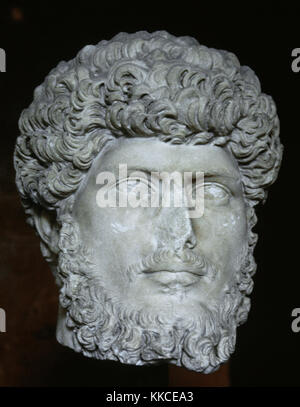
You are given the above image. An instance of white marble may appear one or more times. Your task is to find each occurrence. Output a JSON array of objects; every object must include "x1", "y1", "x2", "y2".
[{"x1": 14, "y1": 31, "x2": 283, "y2": 373}]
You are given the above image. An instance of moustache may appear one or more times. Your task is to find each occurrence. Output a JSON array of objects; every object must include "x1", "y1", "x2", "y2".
[{"x1": 126, "y1": 248, "x2": 217, "y2": 281}]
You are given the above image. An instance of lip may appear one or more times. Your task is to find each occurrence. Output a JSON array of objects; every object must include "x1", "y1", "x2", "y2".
[
  {"x1": 142, "y1": 269, "x2": 202, "y2": 287},
  {"x1": 143, "y1": 269, "x2": 205, "y2": 277}
]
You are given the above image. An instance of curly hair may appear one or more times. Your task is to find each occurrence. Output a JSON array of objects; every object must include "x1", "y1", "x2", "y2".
[{"x1": 14, "y1": 30, "x2": 283, "y2": 230}]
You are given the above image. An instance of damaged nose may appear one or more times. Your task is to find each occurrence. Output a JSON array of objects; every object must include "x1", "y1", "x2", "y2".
[{"x1": 159, "y1": 205, "x2": 197, "y2": 253}]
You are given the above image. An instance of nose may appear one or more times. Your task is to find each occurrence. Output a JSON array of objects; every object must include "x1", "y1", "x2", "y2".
[
  {"x1": 157, "y1": 205, "x2": 197, "y2": 253},
  {"x1": 184, "y1": 232, "x2": 197, "y2": 250},
  {"x1": 173, "y1": 207, "x2": 197, "y2": 252}
]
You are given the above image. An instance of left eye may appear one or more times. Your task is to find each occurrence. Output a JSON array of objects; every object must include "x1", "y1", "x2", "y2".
[{"x1": 203, "y1": 183, "x2": 230, "y2": 204}]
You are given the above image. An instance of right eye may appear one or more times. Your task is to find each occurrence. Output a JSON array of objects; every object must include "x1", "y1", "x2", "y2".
[
  {"x1": 115, "y1": 177, "x2": 157, "y2": 208},
  {"x1": 116, "y1": 177, "x2": 152, "y2": 194}
]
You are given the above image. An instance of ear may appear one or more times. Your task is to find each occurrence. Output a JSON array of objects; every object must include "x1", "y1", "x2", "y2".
[{"x1": 31, "y1": 207, "x2": 60, "y2": 263}]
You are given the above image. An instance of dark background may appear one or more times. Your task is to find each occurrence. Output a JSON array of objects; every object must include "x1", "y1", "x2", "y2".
[{"x1": 0, "y1": 2, "x2": 298, "y2": 386}]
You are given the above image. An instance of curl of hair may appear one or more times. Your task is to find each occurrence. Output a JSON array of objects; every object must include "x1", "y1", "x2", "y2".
[{"x1": 14, "y1": 30, "x2": 283, "y2": 230}]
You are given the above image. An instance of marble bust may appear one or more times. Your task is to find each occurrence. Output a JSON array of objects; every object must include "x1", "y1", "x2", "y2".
[{"x1": 14, "y1": 31, "x2": 283, "y2": 373}]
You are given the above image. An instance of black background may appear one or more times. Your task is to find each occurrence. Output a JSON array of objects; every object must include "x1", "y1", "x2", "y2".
[{"x1": 0, "y1": 2, "x2": 298, "y2": 386}]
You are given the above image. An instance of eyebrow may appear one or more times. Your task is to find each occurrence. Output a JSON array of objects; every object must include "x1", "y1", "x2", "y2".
[
  {"x1": 125, "y1": 166, "x2": 240, "y2": 181},
  {"x1": 202, "y1": 171, "x2": 240, "y2": 181}
]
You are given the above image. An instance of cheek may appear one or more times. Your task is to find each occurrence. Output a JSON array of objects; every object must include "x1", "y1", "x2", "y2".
[
  {"x1": 195, "y1": 200, "x2": 248, "y2": 266},
  {"x1": 214, "y1": 210, "x2": 247, "y2": 240},
  {"x1": 87, "y1": 208, "x2": 156, "y2": 262}
]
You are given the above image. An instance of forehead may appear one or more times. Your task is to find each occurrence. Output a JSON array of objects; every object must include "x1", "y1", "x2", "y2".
[{"x1": 88, "y1": 137, "x2": 240, "y2": 178}]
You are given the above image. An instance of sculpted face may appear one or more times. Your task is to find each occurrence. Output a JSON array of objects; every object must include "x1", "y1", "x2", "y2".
[
  {"x1": 72, "y1": 137, "x2": 248, "y2": 319},
  {"x1": 14, "y1": 31, "x2": 282, "y2": 372}
]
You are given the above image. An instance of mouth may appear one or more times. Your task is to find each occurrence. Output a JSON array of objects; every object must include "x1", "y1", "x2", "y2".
[
  {"x1": 143, "y1": 269, "x2": 206, "y2": 277},
  {"x1": 142, "y1": 269, "x2": 205, "y2": 287},
  {"x1": 128, "y1": 250, "x2": 211, "y2": 288}
]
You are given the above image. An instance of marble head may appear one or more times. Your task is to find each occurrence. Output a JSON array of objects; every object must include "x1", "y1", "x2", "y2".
[{"x1": 14, "y1": 31, "x2": 283, "y2": 373}]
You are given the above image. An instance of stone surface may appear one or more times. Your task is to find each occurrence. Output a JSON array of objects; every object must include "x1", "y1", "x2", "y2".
[{"x1": 13, "y1": 31, "x2": 283, "y2": 373}]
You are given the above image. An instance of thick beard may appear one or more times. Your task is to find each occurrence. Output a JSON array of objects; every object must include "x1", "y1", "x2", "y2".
[{"x1": 56, "y1": 215, "x2": 252, "y2": 373}]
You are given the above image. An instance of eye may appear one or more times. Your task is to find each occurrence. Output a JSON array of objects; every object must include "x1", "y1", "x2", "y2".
[
  {"x1": 118, "y1": 178, "x2": 139, "y2": 191},
  {"x1": 203, "y1": 182, "x2": 231, "y2": 206},
  {"x1": 115, "y1": 177, "x2": 155, "y2": 207},
  {"x1": 116, "y1": 177, "x2": 152, "y2": 193}
]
